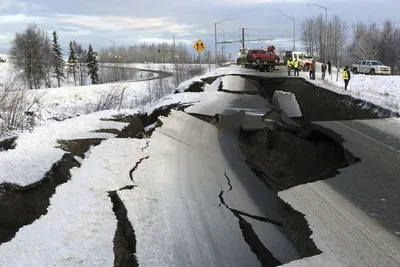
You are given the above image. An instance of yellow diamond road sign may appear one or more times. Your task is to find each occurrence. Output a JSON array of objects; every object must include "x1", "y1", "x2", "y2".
[{"x1": 193, "y1": 39, "x2": 207, "y2": 53}]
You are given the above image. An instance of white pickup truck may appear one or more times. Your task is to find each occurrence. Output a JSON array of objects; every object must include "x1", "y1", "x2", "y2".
[{"x1": 351, "y1": 60, "x2": 391, "y2": 75}]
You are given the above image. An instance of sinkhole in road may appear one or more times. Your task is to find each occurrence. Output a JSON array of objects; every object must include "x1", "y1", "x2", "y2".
[
  {"x1": 240, "y1": 121, "x2": 360, "y2": 259},
  {"x1": 235, "y1": 75, "x2": 382, "y2": 259},
  {"x1": 227, "y1": 75, "x2": 398, "y2": 124}
]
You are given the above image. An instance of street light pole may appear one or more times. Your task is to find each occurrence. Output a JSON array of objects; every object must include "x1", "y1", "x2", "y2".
[
  {"x1": 278, "y1": 14, "x2": 295, "y2": 51},
  {"x1": 214, "y1": 18, "x2": 235, "y2": 66},
  {"x1": 217, "y1": 27, "x2": 226, "y2": 62},
  {"x1": 166, "y1": 33, "x2": 178, "y2": 86},
  {"x1": 308, "y1": 4, "x2": 328, "y2": 63},
  {"x1": 165, "y1": 33, "x2": 176, "y2": 62}
]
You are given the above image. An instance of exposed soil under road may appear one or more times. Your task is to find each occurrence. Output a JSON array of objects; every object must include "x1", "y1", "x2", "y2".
[
  {"x1": 0, "y1": 136, "x2": 17, "y2": 152},
  {"x1": 239, "y1": 121, "x2": 361, "y2": 259},
  {"x1": 0, "y1": 153, "x2": 80, "y2": 244}
]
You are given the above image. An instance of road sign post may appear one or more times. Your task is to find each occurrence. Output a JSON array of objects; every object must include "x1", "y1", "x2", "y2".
[{"x1": 193, "y1": 40, "x2": 206, "y2": 72}]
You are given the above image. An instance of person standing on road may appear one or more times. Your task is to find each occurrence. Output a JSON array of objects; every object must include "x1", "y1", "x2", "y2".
[
  {"x1": 293, "y1": 59, "x2": 299, "y2": 76},
  {"x1": 321, "y1": 62, "x2": 327, "y2": 80},
  {"x1": 310, "y1": 60, "x2": 316, "y2": 80},
  {"x1": 309, "y1": 62, "x2": 313, "y2": 79},
  {"x1": 343, "y1": 66, "x2": 351, "y2": 90},
  {"x1": 287, "y1": 59, "x2": 292, "y2": 76},
  {"x1": 327, "y1": 60, "x2": 332, "y2": 75}
]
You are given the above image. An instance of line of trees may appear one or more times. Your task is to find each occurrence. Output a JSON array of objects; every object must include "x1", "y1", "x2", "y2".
[
  {"x1": 9, "y1": 24, "x2": 99, "y2": 89},
  {"x1": 98, "y1": 43, "x2": 215, "y2": 64},
  {"x1": 300, "y1": 15, "x2": 400, "y2": 74},
  {"x1": 348, "y1": 20, "x2": 400, "y2": 74},
  {"x1": 300, "y1": 15, "x2": 347, "y2": 67}
]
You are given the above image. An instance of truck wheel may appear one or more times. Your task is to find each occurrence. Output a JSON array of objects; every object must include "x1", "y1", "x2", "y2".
[
  {"x1": 267, "y1": 65, "x2": 274, "y2": 72},
  {"x1": 256, "y1": 58, "x2": 261, "y2": 64},
  {"x1": 370, "y1": 69, "x2": 375, "y2": 75},
  {"x1": 353, "y1": 68, "x2": 358, "y2": 74}
]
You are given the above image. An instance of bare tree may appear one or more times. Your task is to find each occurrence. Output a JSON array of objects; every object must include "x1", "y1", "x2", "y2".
[
  {"x1": 301, "y1": 15, "x2": 347, "y2": 67},
  {"x1": 349, "y1": 22, "x2": 380, "y2": 62},
  {"x1": 0, "y1": 71, "x2": 43, "y2": 134},
  {"x1": 9, "y1": 24, "x2": 52, "y2": 89}
]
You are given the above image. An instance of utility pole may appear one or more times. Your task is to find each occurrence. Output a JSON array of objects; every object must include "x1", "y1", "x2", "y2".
[
  {"x1": 242, "y1": 28, "x2": 245, "y2": 49},
  {"x1": 214, "y1": 18, "x2": 235, "y2": 66}
]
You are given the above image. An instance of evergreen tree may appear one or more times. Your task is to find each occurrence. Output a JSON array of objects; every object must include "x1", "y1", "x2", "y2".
[
  {"x1": 51, "y1": 31, "x2": 65, "y2": 87},
  {"x1": 85, "y1": 44, "x2": 99, "y2": 84},
  {"x1": 67, "y1": 41, "x2": 78, "y2": 86}
]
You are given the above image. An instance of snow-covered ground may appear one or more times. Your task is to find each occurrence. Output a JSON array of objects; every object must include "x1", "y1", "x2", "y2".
[{"x1": 299, "y1": 63, "x2": 400, "y2": 113}]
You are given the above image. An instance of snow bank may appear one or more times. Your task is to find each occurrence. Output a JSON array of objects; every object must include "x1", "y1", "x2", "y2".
[
  {"x1": 0, "y1": 109, "x2": 137, "y2": 186},
  {"x1": 300, "y1": 63, "x2": 400, "y2": 114},
  {"x1": 0, "y1": 138, "x2": 148, "y2": 267}
]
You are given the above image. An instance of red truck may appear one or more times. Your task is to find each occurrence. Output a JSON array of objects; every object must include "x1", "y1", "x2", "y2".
[{"x1": 245, "y1": 47, "x2": 280, "y2": 64}]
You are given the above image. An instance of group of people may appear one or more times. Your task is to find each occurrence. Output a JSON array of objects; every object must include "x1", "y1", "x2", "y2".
[
  {"x1": 286, "y1": 59, "x2": 351, "y2": 90},
  {"x1": 286, "y1": 58, "x2": 300, "y2": 76}
]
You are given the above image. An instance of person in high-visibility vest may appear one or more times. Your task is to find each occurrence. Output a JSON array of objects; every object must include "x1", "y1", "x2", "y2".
[
  {"x1": 293, "y1": 59, "x2": 299, "y2": 76},
  {"x1": 343, "y1": 66, "x2": 351, "y2": 90},
  {"x1": 287, "y1": 59, "x2": 292, "y2": 76}
]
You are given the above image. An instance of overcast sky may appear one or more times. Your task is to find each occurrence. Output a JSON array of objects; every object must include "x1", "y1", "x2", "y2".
[{"x1": 1, "y1": 0, "x2": 399, "y2": 57}]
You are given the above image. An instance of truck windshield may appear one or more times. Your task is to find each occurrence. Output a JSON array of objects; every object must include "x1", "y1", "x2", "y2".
[{"x1": 371, "y1": 61, "x2": 384, "y2": 65}]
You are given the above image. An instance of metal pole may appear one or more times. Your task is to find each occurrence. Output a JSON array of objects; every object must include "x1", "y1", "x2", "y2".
[
  {"x1": 242, "y1": 28, "x2": 245, "y2": 49},
  {"x1": 214, "y1": 23, "x2": 218, "y2": 66},
  {"x1": 217, "y1": 27, "x2": 226, "y2": 62},
  {"x1": 223, "y1": 29, "x2": 225, "y2": 62},
  {"x1": 307, "y1": 4, "x2": 328, "y2": 62},
  {"x1": 293, "y1": 18, "x2": 296, "y2": 51},
  {"x1": 214, "y1": 18, "x2": 235, "y2": 66}
]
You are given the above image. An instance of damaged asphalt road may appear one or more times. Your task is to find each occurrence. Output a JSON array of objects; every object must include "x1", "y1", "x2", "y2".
[{"x1": 119, "y1": 110, "x2": 300, "y2": 267}]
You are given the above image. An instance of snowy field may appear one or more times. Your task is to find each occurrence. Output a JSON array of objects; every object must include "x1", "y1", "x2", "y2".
[{"x1": 0, "y1": 61, "x2": 213, "y2": 132}]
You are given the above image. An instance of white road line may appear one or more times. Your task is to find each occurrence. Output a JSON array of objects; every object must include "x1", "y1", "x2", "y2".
[{"x1": 334, "y1": 121, "x2": 400, "y2": 154}]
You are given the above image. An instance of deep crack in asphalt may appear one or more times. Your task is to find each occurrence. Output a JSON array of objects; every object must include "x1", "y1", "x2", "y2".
[
  {"x1": 108, "y1": 190, "x2": 138, "y2": 267},
  {"x1": 129, "y1": 156, "x2": 150, "y2": 183},
  {"x1": 218, "y1": 173, "x2": 282, "y2": 267}
]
